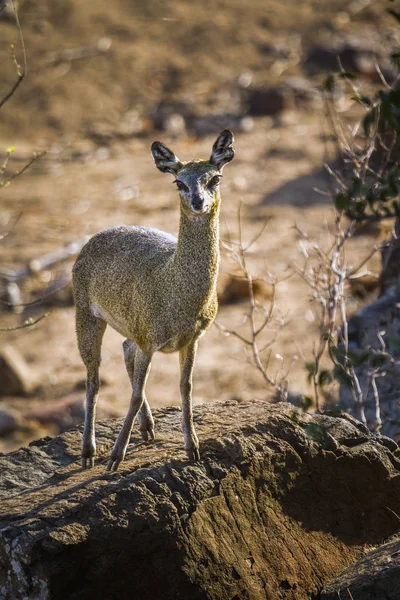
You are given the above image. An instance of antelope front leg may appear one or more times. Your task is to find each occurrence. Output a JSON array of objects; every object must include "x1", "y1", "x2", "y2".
[
  {"x1": 107, "y1": 349, "x2": 152, "y2": 471},
  {"x1": 179, "y1": 340, "x2": 200, "y2": 461}
]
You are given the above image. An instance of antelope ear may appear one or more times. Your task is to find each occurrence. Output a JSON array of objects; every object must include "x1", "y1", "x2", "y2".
[
  {"x1": 210, "y1": 130, "x2": 235, "y2": 170},
  {"x1": 151, "y1": 141, "x2": 182, "y2": 175}
]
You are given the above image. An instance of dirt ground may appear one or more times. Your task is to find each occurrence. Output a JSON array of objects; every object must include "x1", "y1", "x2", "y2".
[{"x1": 0, "y1": 0, "x2": 395, "y2": 452}]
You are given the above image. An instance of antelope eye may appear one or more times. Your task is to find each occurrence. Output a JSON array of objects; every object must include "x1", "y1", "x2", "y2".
[
  {"x1": 175, "y1": 180, "x2": 189, "y2": 192},
  {"x1": 208, "y1": 175, "x2": 221, "y2": 189}
]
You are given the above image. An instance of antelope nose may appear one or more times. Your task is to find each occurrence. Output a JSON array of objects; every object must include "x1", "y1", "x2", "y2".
[{"x1": 192, "y1": 195, "x2": 203, "y2": 211}]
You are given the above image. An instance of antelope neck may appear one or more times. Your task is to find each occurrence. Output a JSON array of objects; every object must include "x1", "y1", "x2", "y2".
[{"x1": 172, "y1": 203, "x2": 220, "y2": 294}]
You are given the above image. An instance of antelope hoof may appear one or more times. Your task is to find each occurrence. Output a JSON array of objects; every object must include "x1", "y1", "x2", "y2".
[
  {"x1": 140, "y1": 426, "x2": 155, "y2": 442},
  {"x1": 82, "y1": 456, "x2": 95, "y2": 469},
  {"x1": 186, "y1": 446, "x2": 201, "y2": 462},
  {"x1": 107, "y1": 458, "x2": 122, "y2": 472},
  {"x1": 107, "y1": 444, "x2": 127, "y2": 472},
  {"x1": 81, "y1": 441, "x2": 96, "y2": 469}
]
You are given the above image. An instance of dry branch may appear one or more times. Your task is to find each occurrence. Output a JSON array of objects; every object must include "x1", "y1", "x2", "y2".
[
  {"x1": 0, "y1": 239, "x2": 88, "y2": 314},
  {"x1": 0, "y1": 0, "x2": 26, "y2": 109},
  {"x1": 217, "y1": 204, "x2": 290, "y2": 400},
  {"x1": 0, "y1": 312, "x2": 48, "y2": 332},
  {"x1": 41, "y1": 38, "x2": 112, "y2": 68},
  {"x1": 0, "y1": 239, "x2": 88, "y2": 285}
]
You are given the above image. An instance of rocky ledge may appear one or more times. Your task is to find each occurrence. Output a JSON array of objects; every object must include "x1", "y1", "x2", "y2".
[{"x1": 1, "y1": 400, "x2": 400, "y2": 600}]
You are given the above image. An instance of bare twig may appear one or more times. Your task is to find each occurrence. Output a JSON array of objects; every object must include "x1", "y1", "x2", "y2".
[
  {"x1": 0, "y1": 312, "x2": 48, "y2": 331},
  {"x1": 0, "y1": 151, "x2": 46, "y2": 189},
  {"x1": 0, "y1": 276, "x2": 71, "y2": 308},
  {"x1": 297, "y1": 67, "x2": 400, "y2": 424},
  {"x1": 0, "y1": 0, "x2": 26, "y2": 109},
  {"x1": 41, "y1": 38, "x2": 111, "y2": 68},
  {"x1": 216, "y1": 204, "x2": 289, "y2": 400},
  {"x1": 347, "y1": 239, "x2": 392, "y2": 278},
  {"x1": 370, "y1": 375, "x2": 382, "y2": 431}
]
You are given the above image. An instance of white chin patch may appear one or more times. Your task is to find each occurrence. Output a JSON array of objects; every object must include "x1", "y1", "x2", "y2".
[{"x1": 191, "y1": 206, "x2": 207, "y2": 215}]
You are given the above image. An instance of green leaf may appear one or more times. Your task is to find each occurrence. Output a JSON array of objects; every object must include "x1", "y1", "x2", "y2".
[
  {"x1": 305, "y1": 361, "x2": 317, "y2": 383},
  {"x1": 351, "y1": 95, "x2": 372, "y2": 107},
  {"x1": 305, "y1": 361, "x2": 316, "y2": 374},
  {"x1": 390, "y1": 52, "x2": 400, "y2": 67},
  {"x1": 335, "y1": 192, "x2": 350, "y2": 211},
  {"x1": 350, "y1": 176, "x2": 362, "y2": 197},
  {"x1": 370, "y1": 352, "x2": 390, "y2": 368},
  {"x1": 323, "y1": 74, "x2": 335, "y2": 92},
  {"x1": 388, "y1": 9, "x2": 400, "y2": 25},
  {"x1": 389, "y1": 336, "x2": 400, "y2": 352},
  {"x1": 299, "y1": 396, "x2": 313, "y2": 412},
  {"x1": 347, "y1": 349, "x2": 370, "y2": 367},
  {"x1": 337, "y1": 71, "x2": 357, "y2": 80},
  {"x1": 366, "y1": 189, "x2": 376, "y2": 207},
  {"x1": 363, "y1": 115, "x2": 371, "y2": 137},
  {"x1": 318, "y1": 369, "x2": 333, "y2": 387},
  {"x1": 379, "y1": 90, "x2": 390, "y2": 103},
  {"x1": 333, "y1": 365, "x2": 353, "y2": 388},
  {"x1": 363, "y1": 107, "x2": 377, "y2": 137},
  {"x1": 354, "y1": 200, "x2": 367, "y2": 215},
  {"x1": 389, "y1": 113, "x2": 400, "y2": 133},
  {"x1": 329, "y1": 344, "x2": 343, "y2": 360}
]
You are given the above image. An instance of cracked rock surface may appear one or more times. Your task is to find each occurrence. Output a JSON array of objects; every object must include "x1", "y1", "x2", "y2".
[
  {"x1": 1, "y1": 400, "x2": 400, "y2": 600},
  {"x1": 321, "y1": 535, "x2": 400, "y2": 600}
]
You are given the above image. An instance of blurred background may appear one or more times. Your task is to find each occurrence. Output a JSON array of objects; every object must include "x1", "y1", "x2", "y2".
[{"x1": 0, "y1": 0, "x2": 396, "y2": 452}]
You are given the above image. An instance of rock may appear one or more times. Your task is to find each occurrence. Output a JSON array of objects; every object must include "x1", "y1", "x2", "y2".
[
  {"x1": 31, "y1": 274, "x2": 74, "y2": 308},
  {"x1": 305, "y1": 40, "x2": 372, "y2": 73},
  {"x1": 1, "y1": 401, "x2": 400, "y2": 600},
  {"x1": 304, "y1": 37, "x2": 376, "y2": 72},
  {"x1": 0, "y1": 1, "x2": 17, "y2": 21},
  {"x1": 258, "y1": 42, "x2": 291, "y2": 59},
  {"x1": 25, "y1": 395, "x2": 85, "y2": 433},
  {"x1": 380, "y1": 218, "x2": 400, "y2": 295},
  {"x1": 321, "y1": 536, "x2": 400, "y2": 600},
  {"x1": 86, "y1": 112, "x2": 148, "y2": 144},
  {"x1": 282, "y1": 77, "x2": 322, "y2": 110},
  {"x1": 188, "y1": 113, "x2": 253, "y2": 138},
  {"x1": 0, "y1": 408, "x2": 19, "y2": 436},
  {"x1": 246, "y1": 86, "x2": 288, "y2": 116},
  {"x1": 149, "y1": 91, "x2": 253, "y2": 138},
  {"x1": 218, "y1": 274, "x2": 272, "y2": 305},
  {"x1": 339, "y1": 286, "x2": 400, "y2": 439},
  {"x1": 117, "y1": 109, "x2": 146, "y2": 137},
  {"x1": 0, "y1": 345, "x2": 42, "y2": 396},
  {"x1": 304, "y1": 37, "x2": 396, "y2": 83},
  {"x1": 150, "y1": 100, "x2": 192, "y2": 133},
  {"x1": 348, "y1": 273, "x2": 380, "y2": 300},
  {"x1": 161, "y1": 112, "x2": 186, "y2": 137}
]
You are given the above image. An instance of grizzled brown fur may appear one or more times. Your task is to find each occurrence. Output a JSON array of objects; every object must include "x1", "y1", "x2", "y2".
[{"x1": 73, "y1": 131, "x2": 234, "y2": 470}]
